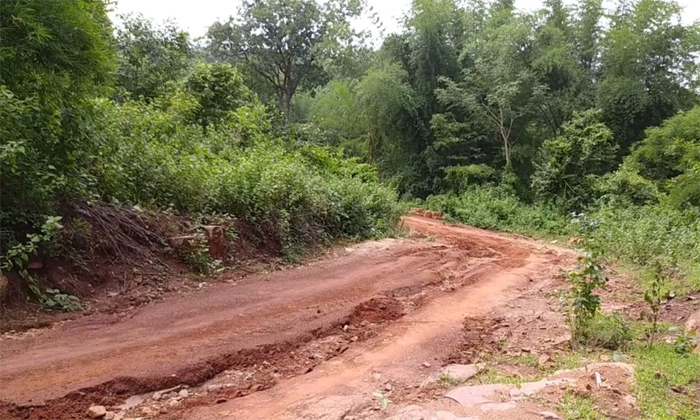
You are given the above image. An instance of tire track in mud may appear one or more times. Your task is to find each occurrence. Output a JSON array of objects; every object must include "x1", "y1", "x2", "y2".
[{"x1": 0, "y1": 217, "x2": 552, "y2": 420}]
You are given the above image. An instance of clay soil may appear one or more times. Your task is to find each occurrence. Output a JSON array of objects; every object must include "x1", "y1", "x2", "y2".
[{"x1": 0, "y1": 217, "x2": 601, "y2": 420}]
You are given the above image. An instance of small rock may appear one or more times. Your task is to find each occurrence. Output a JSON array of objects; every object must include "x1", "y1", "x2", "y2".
[
  {"x1": 207, "y1": 384, "x2": 223, "y2": 392},
  {"x1": 372, "y1": 372, "x2": 382, "y2": 380},
  {"x1": 178, "y1": 389, "x2": 189, "y2": 398},
  {"x1": 439, "y1": 364, "x2": 480, "y2": 381},
  {"x1": 540, "y1": 411, "x2": 562, "y2": 420},
  {"x1": 422, "y1": 362, "x2": 432, "y2": 368},
  {"x1": 104, "y1": 413, "x2": 115, "y2": 420},
  {"x1": 216, "y1": 398, "x2": 227, "y2": 404},
  {"x1": 87, "y1": 406, "x2": 107, "y2": 419},
  {"x1": 350, "y1": 336, "x2": 358, "y2": 342},
  {"x1": 385, "y1": 383, "x2": 393, "y2": 391},
  {"x1": 538, "y1": 354, "x2": 552, "y2": 367},
  {"x1": 140, "y1": 407, "x2": 153, "y2": 416}
]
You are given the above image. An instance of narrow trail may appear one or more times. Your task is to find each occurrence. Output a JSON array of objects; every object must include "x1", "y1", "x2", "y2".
[{"x1": 0, "y1": 217, "x2": 573, "y2": 420}]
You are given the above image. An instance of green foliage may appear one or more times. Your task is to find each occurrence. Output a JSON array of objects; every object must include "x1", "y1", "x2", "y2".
[
  {"x1": 443, "y1": 164, "x2": 497, "y2": 192},
  {"x1": 598, "y1": 0, "x2": 700, "y2": 152},
  {"x1": 532, "y1": 109, "x2": 618, "y2": 210},
  {"x1": 667, "y1": 166, "x2": 700, "y2": 210},
  {"x1": 114, "y1": 14, "x2": 194, "y2": 102},
  {"x1": 0, "y1": 216, "x2": 63, "y2": 278},
  {"x1": 625, "y1": 106, "x2": 700, "y2": 185},
  {"x1": 558, "y1": 392, "x2": 606, "y2": 420},
  {"x1": 183, "y1": 63, "x2": 256, "y2": 131},
  {"x1": 437, "y1": 373, "x2": 462, "y2": 387},
  {"x1": 673, "y1": 333, "x2": 698, "y2": 355},
  {"x1": 372, "y1": 392, "x2": 391, "y2": 411},
  {"x1": 564, "y1": 245, "x2": 609, "y2": 349},
  {"x1": 92, "y1": 96, "x2": 399, "y2": 253},
  {"x1": 180, "y1": 233, "x2": 222, "y2": 275},
  {"x1": 643, "y1": 262, "x2": 665, "y2": 348},
  {"x1": 43, "y1": 288, "x2": 83, "y2": 312},
  {"x1": 425, "y1": 187, "x2": 570, "y2": 236},
  {"x1": 587, "y1": 204, "x2": 700, "y2": 282},
  {"x1": 630, "y1": 343, "x2": 700, "y2": 420},
  {"x1": 0, "y1": 0, "x2": 115, "y2": 237},
  {"x1": 205, "y1": 0, "x2": 364, "y2": 118},
  {"x1": 580, "y1": 312, "x2": 634, "y2": 350},
  {"x1": 593, "y1": 168, "x2": 660, "y2": 207}
]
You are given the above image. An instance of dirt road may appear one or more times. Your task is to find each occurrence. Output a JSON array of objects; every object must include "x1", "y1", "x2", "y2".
[{"x1": 0, "y1": 217, "x2": 573, "y2": 420}]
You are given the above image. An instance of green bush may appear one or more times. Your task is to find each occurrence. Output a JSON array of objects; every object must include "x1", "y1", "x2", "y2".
[
  {"x1": 87, "y1": 98, "x2": 399, "y2": 255},
  {"x1": 588, "y1": 204, "x2": 700, "y2": 287},
  {"x1": 532, "y1": 109, "x2": 619, "y2": 210},
  {"x1": 424, "y1": 186, "x2": 570, "y2": 237},
  {"x1": 443, "y1": 164, "x2": 497, "y2": 192},
  {"x1": 580, "y1": 312, "x2": 634, "y2": 350},
  {"x1": 625, "y1": 106, "x2": 700, "y2": 184},
  {"x1": 667, "y1": 166, "x2": 700, "y2": 210}
]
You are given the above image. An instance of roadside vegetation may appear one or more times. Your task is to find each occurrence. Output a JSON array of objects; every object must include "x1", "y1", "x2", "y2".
[{"x1": 1, "y1": 0, "x2": 699, "y2": 417}]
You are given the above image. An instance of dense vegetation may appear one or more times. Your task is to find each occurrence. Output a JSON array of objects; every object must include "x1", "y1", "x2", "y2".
[
  {"x1": 1, "y1": 0, "x2": 699, "y2": 289},
  {"x1": 0, "y1": 0, "x2": 399, "y2": 275}
]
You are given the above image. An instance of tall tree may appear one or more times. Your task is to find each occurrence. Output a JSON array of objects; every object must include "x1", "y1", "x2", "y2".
[
  {"x1": 597, "y1": 0, "x2": 700, "y2": 153},
  {"x1": 206, "y1": 0, "x2": 363, "y2": 119},
  {"x1": 440, "y1": 6, "x2": 536, "y2": 168},
  {"x1": 0, "y1": 0, "x2": 115, "y2": 231},
  {"x1": 114, "y1": 14, "x2": 194, "y2": 102}
]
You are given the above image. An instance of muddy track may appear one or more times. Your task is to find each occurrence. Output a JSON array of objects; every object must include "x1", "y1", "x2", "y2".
[{"x1": 0, "y1": 217, "x2": 571, "y2": 420}]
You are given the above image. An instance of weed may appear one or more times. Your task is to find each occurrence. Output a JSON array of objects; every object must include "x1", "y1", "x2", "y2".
[
  {"x1": 180, "y1": 233, "x2": 222, "y2": 275},
  {"x1": 372, "y1": 392, "x2": 391, "y2": 411},
  {"x1": 472, "y1": 367, "x2": 527, "y2": 386},
  {"x1": 43, "y1": 288, "x2": 83, "y2": 312},
  {"x1": 674, "y1": 333, "x2": 698, "y2": 355},
  {"x1": 437, "y1": 373, "x2": 461, "y2": 387},
  {"x1": 558, "y1": 392, "x2": 606, "y2": 420},
  {"x1": 564, "y1": 246, "x2": 609, "y2": 350},
  {"x1": 580, "y1": 312, "x2": 634, "y2": 350},
  {"x1": 643, "y1": 262, "x2": 665, "y2": 348}
]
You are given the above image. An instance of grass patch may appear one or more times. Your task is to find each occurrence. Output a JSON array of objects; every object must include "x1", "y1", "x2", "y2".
[
  {"x1": 471, "y1": 353, "x2": 587, "y2": 386},
  {"x1": 558, "y1": 393, "x2": 607, "y2": 420},
  {"x1": 437, "y1": 373, "x2": 462, "y2": 387},
  {"x1": 472, "y1": 367, "x2": 535, "y2": 386},
  {"x1": 629, "y1": 343, "x2": 700, "y2": 420}
]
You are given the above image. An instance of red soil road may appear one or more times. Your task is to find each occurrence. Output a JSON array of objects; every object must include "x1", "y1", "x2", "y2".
[{"x1": 0, "y1": 216, "x2": 562, "y2": 414}]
